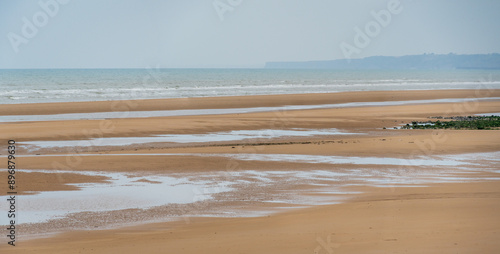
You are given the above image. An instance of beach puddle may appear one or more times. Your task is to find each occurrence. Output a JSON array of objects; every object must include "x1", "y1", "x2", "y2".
[
  {"x1": 476, "y1": 112, "x2": 500, "y2": 116},
  {"x1": 0, "y1": 167, "x2": 471, "y2": 226},
  {"x1": 18, "y1": 152, "x2": 475, "y2": 168},
  {"x1": 19, "y1": 128, "x2": 358, "y2": 149},
  {"x1": 213, "y1": 153, "x2": 469, "y2": 167},
  {"x1": 0, "y1": 170, "x2": 231, "y2": 225}
]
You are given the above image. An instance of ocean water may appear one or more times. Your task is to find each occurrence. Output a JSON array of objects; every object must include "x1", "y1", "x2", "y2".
[{"x1": 1, "y1": 69, "x2": 500, "y2": 104}]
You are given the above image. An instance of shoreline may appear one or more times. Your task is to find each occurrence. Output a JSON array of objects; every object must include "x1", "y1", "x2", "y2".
[
  {"x1": 1, "y1": 89, "x2": 499, "y2": 115},
  {"x1": 1, "y1": 86, "x2": 499, "y2": 107}
]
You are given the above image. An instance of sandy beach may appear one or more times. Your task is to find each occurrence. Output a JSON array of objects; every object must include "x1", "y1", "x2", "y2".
[{"x1": 1, "y1": 89, "x2": 500, "y2": 253}]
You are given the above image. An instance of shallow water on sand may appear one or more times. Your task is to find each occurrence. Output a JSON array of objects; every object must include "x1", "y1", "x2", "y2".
[
  {"x1": 2, "y1": 97, "x2": 499, "y2": 122},
  {"x1": 19, "y1": 128, "x2": 359, "y2": 149},
  {"x1": 0, "y1": 170, "x2": 231, "y2": 224},
  {"x1": 1, "y1": 152, "x2": 498, "y2": 226}
]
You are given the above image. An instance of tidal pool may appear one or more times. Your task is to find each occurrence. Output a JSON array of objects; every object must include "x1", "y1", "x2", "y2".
[
  {"x1": 0, "y1": 170, "x2": 231, "y2": 225},
  {"x1": 19, "y1": 128, "x2": 359, "y2": 149},
  {"x1": 1, "y1": 151, "x2": 498, "y2": 226}
]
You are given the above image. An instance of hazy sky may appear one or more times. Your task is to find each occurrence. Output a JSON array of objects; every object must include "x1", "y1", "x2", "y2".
[{"x1": 1, "y1": 0, "x2": 499, "y2": 68}]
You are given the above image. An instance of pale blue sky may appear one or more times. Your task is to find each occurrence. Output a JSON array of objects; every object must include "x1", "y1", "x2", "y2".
[{"x1": 1, "y1": 0, "x2": 499, "y2": 68}]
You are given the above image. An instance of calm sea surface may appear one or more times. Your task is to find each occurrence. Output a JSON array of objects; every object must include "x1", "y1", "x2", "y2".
[{"x1": 1, "y1": 69, "x2": 499, "y2": 104}]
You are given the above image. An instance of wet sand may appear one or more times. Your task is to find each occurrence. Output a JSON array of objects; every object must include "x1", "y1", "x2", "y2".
[
  {"x1": 1, "y1": 89, "x2": 499, "y2": 253},
  {"x1": 7, "y1": 181, "x2": 500, "y2": 254}
]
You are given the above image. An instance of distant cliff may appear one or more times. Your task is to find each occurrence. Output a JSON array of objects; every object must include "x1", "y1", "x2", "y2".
[{"x1": 265, "y1": 53, "x2": 500, "y2": 70}]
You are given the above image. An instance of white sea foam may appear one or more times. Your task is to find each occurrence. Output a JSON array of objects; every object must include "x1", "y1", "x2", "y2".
[{"x1": 1, "y1": 69, "x2": 500, "y2": 104}]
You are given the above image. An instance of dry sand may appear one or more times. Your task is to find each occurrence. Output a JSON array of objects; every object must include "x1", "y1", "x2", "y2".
[{"x1": 1, "y1": 89, "x2": 499, "y2": 253}]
